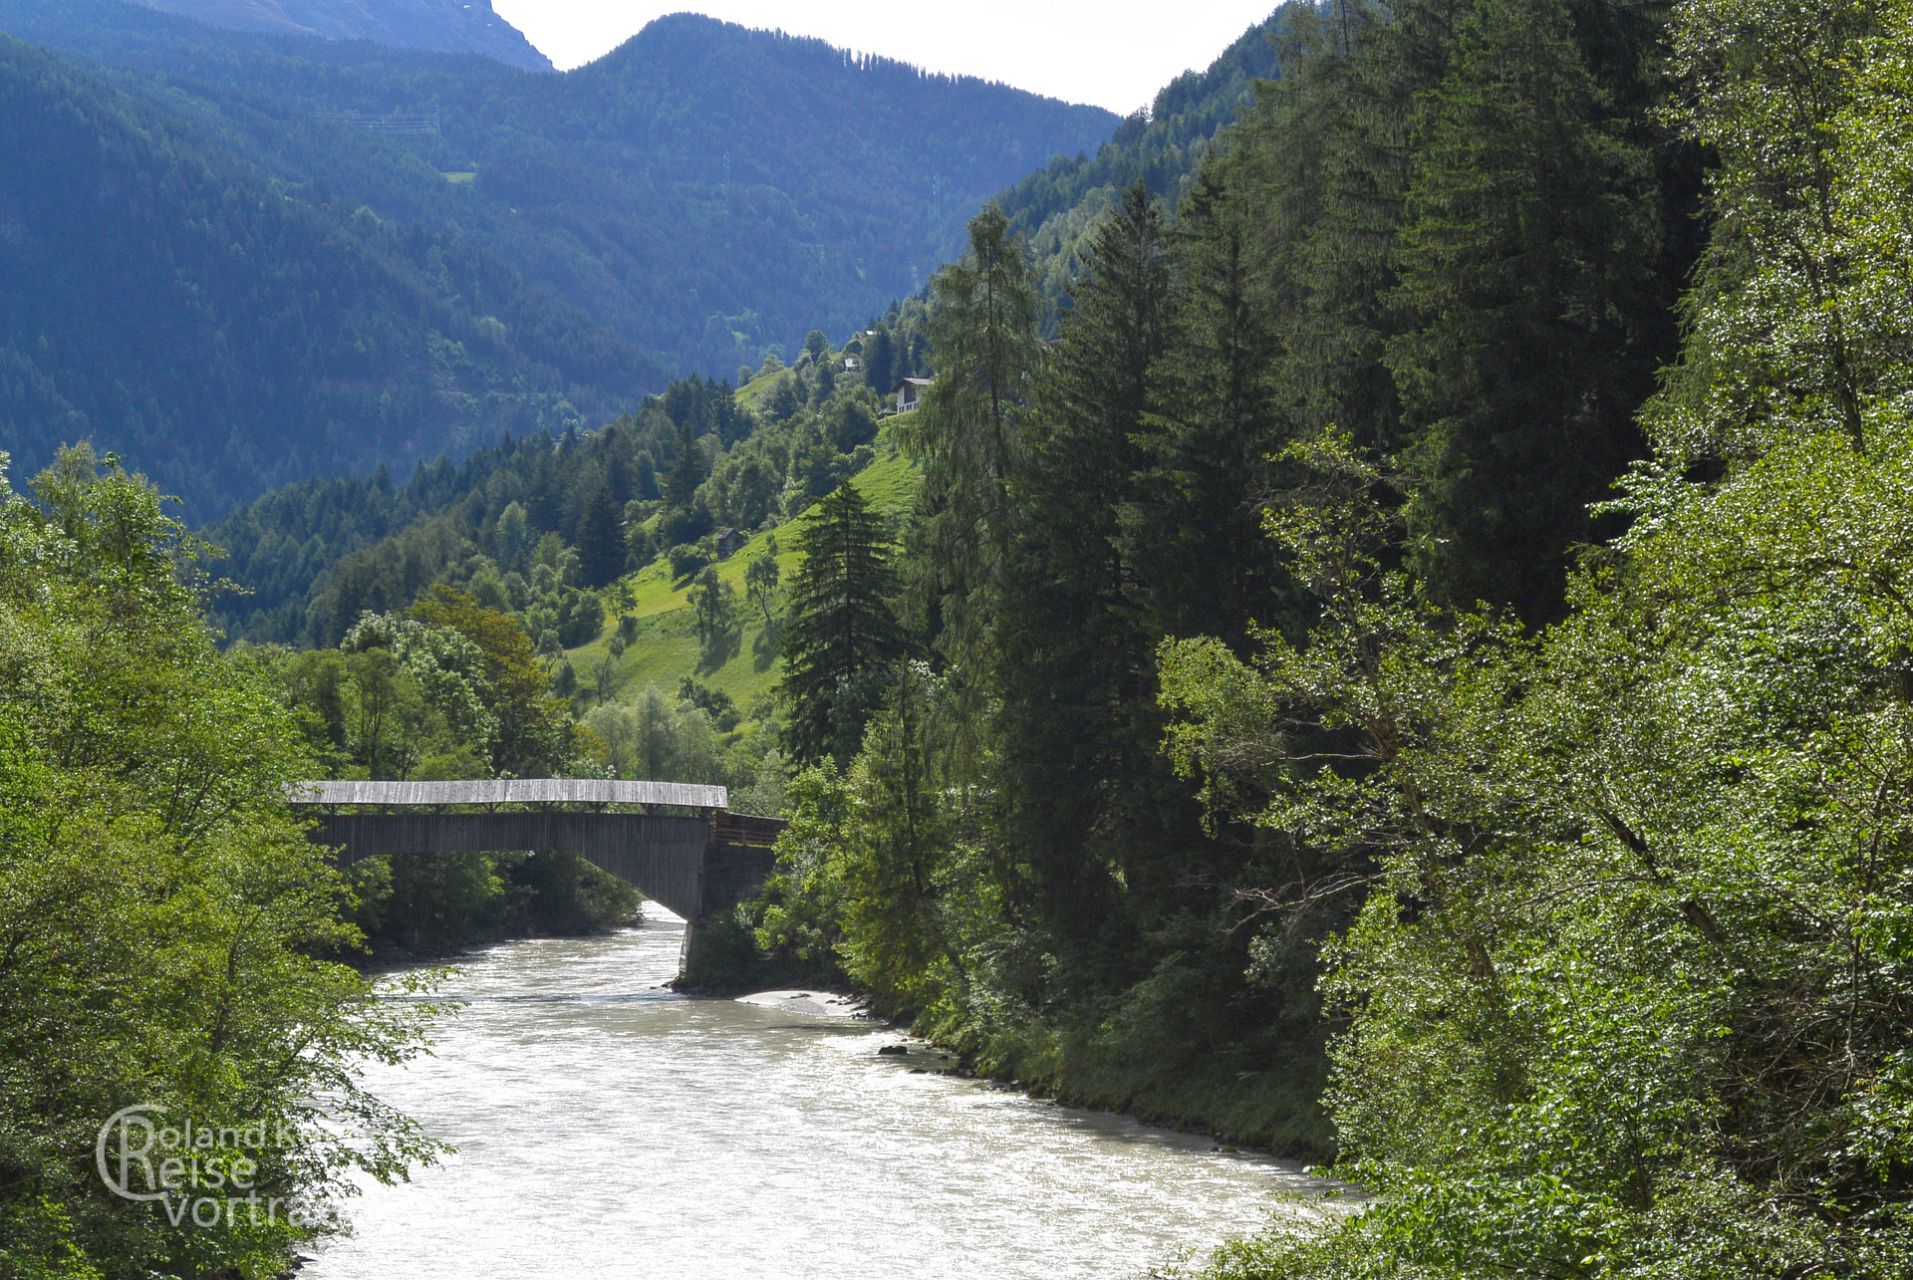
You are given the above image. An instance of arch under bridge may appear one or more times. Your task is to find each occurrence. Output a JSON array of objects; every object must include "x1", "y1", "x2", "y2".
[{"x1": 289, "y1": 779, "x2": 785, "y2": 978}]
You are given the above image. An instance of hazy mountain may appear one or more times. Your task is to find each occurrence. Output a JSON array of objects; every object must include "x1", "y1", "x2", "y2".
[
  {"x1": 201, "y1": 13, "x2": 1297, "y2": 643},
  {"x1": 131, "y1": 0, "x2": 551, "y2": 71},
  {"x1": 0, "y1": 33, "x2": 657, "y2": 515},
  {"x1": 0, "y1": 3, "x2": 1119, "y2": 376}
]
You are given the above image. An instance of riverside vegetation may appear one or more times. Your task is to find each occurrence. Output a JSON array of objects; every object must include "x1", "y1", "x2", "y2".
[
  {"x1": 731, "y1": 0, "x2": 1913, "y2": 1273},
  {"x1": 5, "y1": 0, "x2": 1913, "y2": 1276}
]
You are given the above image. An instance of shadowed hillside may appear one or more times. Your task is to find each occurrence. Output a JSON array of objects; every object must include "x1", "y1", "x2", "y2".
[
  {"x1": 132, "y1": 0, "x2": 552, "y2": 71},
  {"x1": 0, "y1": 33, "x2": 655, "y2": 514},
  {"x1": 0, "y1": 3, "x2": 1118, "y2": 379}
]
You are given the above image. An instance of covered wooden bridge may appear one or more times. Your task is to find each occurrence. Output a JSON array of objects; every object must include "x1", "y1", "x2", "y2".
[{"x1": 289, "y1": 780, "x2": 785, "y2": 970}]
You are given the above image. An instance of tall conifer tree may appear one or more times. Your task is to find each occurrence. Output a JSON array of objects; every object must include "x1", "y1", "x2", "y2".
[
  {"x1": 576, "y1": 483, "x2": 625, "y2": 588},
  {"x1": 780, "y1": 482, "x2": 906, "y2": 765},
  {"x1": 996, "y1": 184, "x2": 1177, "y2": 944},
  {"x1": 1386, "y1": 0, "x2": 1660, "y2": 617},
  {"x1": 1123, "y1": 168, "x2": 1288, "y2": 649},
  {"x1": 896, "y1": 205, "x2": 1044, "y2": 753}
]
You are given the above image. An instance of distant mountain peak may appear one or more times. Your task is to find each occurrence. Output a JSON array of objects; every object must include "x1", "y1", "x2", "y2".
[
  {"x1": 131, "y1": 0, "x2": 552, "y2": 71},
  {"x1": 596, "y1": 10, "x2": 1079, "y2": 105}
]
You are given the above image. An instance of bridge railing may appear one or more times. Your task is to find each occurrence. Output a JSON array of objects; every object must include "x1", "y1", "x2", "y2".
[
  {"x1": 287, "y1": 779, "x2": 729, "y2": 811},
  {"x1": 713, "y1": 811, "x2": 787, "y2": 848}
]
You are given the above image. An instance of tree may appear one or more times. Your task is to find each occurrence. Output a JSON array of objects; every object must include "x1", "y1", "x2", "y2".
[
  {"x1": 1123, "y1": 165, "x2": 1288, "y2": 648},
  {"x1": 282, "y1": 647, "x2": 350, "y2": 760},
  {"x1": 677, "y1": 677, "x2": 740, "y2": 731},
  {"x1": 745, "y1": 535, "x2": 781, "y2": 626},
  {"x1": 583, "y1": 685, "x2": 722, "y2": 781},
  {"x1": 1385, "y1": 0, "x2": 1662, "y2": 618},
  {"x1": 835, "y1": 666, "x2": 973, "y2": 1008},
  {"x1": 345, "y1": 646, "x2": 432, "y2": 779},
  {"x1": 495, "y1": 500, "x2": 534, "y2": 574},
  {"x1": 690, "y1": 565, "x2": 742, "y2": 671},
  {"x1": 780, "y1": 482, "x2": 906, "y2": 764},
  {"x1": 662, "y1": 419, "x2": 708, "y2": 511},
  {"x1": 1240, "y1": 0, "x2": 1401, "y2": 457},
  {"x1": 894, "y1": 205, "x2": 1044, "y2": 742},
  {"x1": 575, "y1": 482, "x2": 625, "y2": 588},
  {"x1": 863, "y1": 327, "x2": 897, "y2": 393},
  {"x1": 994, "y1": 183, "x2": 1179, "y2": 945},
  {"x1": 754, "y1": 760, "x2": 853, "y2": 982},
  {"x1": 0, "y1": 448, "x2": 438, "y2": 1275},
  {"x1": 409, "y1": 586, "x2": 574, "y2": 776},
  {"x1": 1649, "y1": 0, "x2": 1886, "y2": 461}
]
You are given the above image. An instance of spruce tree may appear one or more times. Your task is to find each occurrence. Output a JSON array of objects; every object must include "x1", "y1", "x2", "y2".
[
  {"x1": 1248, "y1": 0, "x2": 1405, "y2": 454},
  {"x1": 995, "y1": 184, "x2": 1176, "y2": 943},
  {"x1": 1386, "y1": 0, "x2": 1660, "y2": 617},
  {"x1": 780, "y1": 482, "x2": 906, "y2": 765},
  {"x1": 662, "y1": 419, "x2": 706, "y2": 511},
  {"x1": 863, "y1": 328, "x2": 896, "y2": 393},
  {"x1": 575, "y1": 483, "x2": 625, "y2": 588},
  {"x1": 1124, "y1": 167, "x2": 1289, "y2": 648},
  {"x1": 894, "y1": 205, "x2": 1044, "y2": 752}
]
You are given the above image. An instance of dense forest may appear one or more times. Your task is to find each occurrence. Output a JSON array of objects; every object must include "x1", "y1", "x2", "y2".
[
  {"x1": 201, "y1": 318, "x2": 929, "y2": 645},
  {"x1": 0, "y1": 1, "x2": 1116, "y2": 384},
  {"x1": 7, "y1": 0, "x2": 1913, "y2": 1274},
  {"x1": 728, "y1": 0, "x2": 1913, "y2": 1275}
]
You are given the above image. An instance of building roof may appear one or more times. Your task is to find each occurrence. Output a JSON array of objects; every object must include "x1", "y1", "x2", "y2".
[
  {"x1": 287, "y1": 779, "x2": 729, "y2": 809},
  {"x1": 892, "y1": 377, "x2": 934, "y2": 392}
]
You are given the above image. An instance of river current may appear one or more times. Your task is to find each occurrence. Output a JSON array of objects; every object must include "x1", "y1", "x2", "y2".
[{"x1": 306, "y1": 910, "x2": 1331, "y2": 1279}]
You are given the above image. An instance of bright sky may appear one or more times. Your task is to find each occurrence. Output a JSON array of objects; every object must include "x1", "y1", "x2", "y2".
[{"x1": 490, "y1": 2, "x2": 1282, "y2": 114}]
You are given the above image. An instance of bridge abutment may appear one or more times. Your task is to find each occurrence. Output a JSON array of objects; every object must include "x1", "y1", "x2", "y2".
[{"x1": 675, "y1": 825, "x2": 781, "y2": 989}]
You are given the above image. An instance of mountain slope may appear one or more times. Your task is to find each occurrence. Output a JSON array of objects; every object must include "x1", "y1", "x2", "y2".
[
  {"x1": 569, "y1": 447, "x2": 922, "y2": 719},
  {"x1": 131, "y1": 0, "x2": 551, "y2": 71},
  {"x1": 999, "y1": 5, "x2": 1291, "y2": 300},
  {"x1": 197, "y1": 5, "x2": 1297, "y2": 646},
  {"x1": 0, "y1": 2, "x2": 1119, "y2": 375},
  {"x1": 0, "y1": 33, "x2": 657, "y2": 515}
]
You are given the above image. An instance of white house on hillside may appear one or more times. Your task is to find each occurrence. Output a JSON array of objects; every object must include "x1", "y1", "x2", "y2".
[{"x1": 893, "y1": 377, "x2": 932, "y2": 413}]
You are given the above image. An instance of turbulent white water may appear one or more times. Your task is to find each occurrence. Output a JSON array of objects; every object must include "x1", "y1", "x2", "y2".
[{"x1": 306, "y1": 911, "x2": 1334, "y2": 1279}]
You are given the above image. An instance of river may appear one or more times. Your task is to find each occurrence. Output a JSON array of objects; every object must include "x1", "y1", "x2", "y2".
[{"x1": 305, "y1": 909, "x2": 1333, "y2": 1279}]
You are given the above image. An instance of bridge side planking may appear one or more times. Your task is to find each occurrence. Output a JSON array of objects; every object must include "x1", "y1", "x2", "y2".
[{"x1": 306, "y1": 811, "x2": 715, "y2": 919}]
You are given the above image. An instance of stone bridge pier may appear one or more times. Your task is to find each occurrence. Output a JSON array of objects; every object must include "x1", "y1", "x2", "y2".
[{"x1": 289, "y1": 780, "x2": 785, "y2": 980}]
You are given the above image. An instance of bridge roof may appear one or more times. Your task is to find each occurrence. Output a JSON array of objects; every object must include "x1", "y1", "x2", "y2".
[{"x1": 288, "y1": 779, "x2": 728, "y2": 809}]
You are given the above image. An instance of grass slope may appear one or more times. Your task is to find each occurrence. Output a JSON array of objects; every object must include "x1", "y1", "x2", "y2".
[{"x1": 568, "y1": 445, "x2": 921, "y2": 719}]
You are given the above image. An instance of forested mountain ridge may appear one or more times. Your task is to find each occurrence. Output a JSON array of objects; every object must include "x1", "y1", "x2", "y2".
[
  {"x1": 0, "y1": 1, "x2": 1119, "y2": 379},
  {"x1": 204, "y1": 322, "x2": 926, "y2": 647},
  {"x1": 198, "y1": 7, "x2": 1289, "y2": 644},
  {"x1": 999, "y1": 5, "x2": 1293, "y2": 302},
  {"x1": 131, "y1": 0, "x2": 552, "y2": 71},
  {"x1": 0, "y1": 32, "x2": 657, "y2": 516}
]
